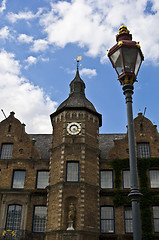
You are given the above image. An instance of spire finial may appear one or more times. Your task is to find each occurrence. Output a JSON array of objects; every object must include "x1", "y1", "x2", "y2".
[{"x1": 76, "y1": 56, "x2": 82, "y2": 70}]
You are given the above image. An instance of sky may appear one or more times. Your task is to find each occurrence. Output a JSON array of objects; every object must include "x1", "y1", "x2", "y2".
[{"x1": 0, "y1": 0, "x2": 159, "y2": 134}]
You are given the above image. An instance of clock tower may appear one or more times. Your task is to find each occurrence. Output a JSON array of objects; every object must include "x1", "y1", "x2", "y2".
[{"x1": 46, "y1": 66, "x2": 102, "y2": 240}]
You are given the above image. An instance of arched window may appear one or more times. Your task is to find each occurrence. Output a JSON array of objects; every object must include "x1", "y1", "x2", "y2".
[{"x1": 5, "y1": 205, "x2": 22, "y2": 235}]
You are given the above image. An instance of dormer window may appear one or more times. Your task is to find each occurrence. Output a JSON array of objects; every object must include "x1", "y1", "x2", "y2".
[
  {"x1": 0, "y1": 143, "x2": 13, "y2": 159},
  {"x1": 137, "y1": 142, "x2": 150, "y2": 158}
]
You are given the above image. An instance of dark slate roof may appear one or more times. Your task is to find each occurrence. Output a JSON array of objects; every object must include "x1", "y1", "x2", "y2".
[
  {"x1": 57, "y1": 69, "x2": 96, "y2": 112},
  {"x1": 99, "y1": 134, "x2": 126, "y2": 159},
  {"x1": 57, "y1": 92, "x2": 96, "y2": 112},
  {"x1": 29, "y1": 134, "x2": 52, "y2": 159},
  {"x1": 29, "y1": 133, "x2": 126, "y2": 160}
]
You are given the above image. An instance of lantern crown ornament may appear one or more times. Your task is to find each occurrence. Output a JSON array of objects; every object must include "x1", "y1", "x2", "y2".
[{"x1": 108, "y1": 25, "x2": 144, "y2": 85}]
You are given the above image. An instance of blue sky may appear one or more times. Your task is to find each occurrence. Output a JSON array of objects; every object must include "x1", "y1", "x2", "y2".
[{"x1": 0, "y1": 0, "x2": 159, "y2": 134}]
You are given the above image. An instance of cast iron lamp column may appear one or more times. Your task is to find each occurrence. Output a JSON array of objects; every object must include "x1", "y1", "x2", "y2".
[{"x1": 108, "y1": 26, "x2": 144, "y2": 240}]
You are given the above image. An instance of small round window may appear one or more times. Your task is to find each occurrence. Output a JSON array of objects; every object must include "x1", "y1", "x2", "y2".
[{"x1": 19, "y1": 149, "x2": 23, "y2": 154}]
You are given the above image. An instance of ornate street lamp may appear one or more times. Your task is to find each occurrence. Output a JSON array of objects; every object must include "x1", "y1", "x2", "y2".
[{"x1": 108, "y1": 25, "x2": 144, "y2": 240}]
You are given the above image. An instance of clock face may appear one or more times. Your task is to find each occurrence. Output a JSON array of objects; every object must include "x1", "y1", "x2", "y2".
[{"x1": 67, "y1": 122, "x2": 81, "y2": 135}]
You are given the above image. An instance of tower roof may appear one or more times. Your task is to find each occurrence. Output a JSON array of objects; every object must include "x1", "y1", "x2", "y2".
[
  {"x1": 51, "y1": 68, "x2": 102, "y2": 126},
  {"x1": 57, "y1": 68, "x2": 96, "y2": 112},
  {"x1": 69, "y1": 67, "x2": 86, "y2": 95}
]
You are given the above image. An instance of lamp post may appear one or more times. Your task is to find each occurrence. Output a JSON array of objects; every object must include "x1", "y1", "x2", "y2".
[{"x1": 108, "y1": 25, "x2": 144, "y2": 240}]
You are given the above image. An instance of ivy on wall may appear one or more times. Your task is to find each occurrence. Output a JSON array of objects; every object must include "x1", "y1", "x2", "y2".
[{"x1": 111, "y1": 158, "x2": 159, "y2": 240}]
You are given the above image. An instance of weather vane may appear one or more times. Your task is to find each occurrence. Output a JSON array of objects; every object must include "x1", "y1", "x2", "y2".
[{"x1": 74, "y1": 56, "x2": 82, "y2": 69}]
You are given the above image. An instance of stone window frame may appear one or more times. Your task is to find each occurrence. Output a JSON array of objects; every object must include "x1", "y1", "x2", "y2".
[
  {"x1": 12, "y1": 170, "x2": 26, "y2": 189},
  {"x1": 0, "y1": 143, "x2": 13, "y2": 159},
  {"x1": 0, "y1": 196, "x2": 28, "y2": 233},
  {"x1": 100, "y1": 206, "x2": 115, "y2": 233},
  {"x1": 100, "y1": 170, "x2": 113, "y2": 189},
  {"x1": 66, "y1": 161, "x2": 79, "y2": 182},
  {"x1": 124, "y1": 206, "x2": 133, "y2": 233},
  {"x1": 36, "y1": 170, "x2": 49, "y2": 189},
  {"x1": 32, "y1": 205, "x2": 47, "y2": 233}
]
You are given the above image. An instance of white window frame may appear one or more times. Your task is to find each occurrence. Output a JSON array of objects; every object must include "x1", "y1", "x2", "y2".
[
  {"x1": 100, "y1": 170, "x2": 113, "y2": 189},
  {"x1": 149, "y1": 170, "x2": 159, "y2": 188},
  {"x1": 100, "y1": 206, "x2": 115, "y2": 233},
  {"x1": 124, "y1": 207, "x2": 133, "y2": 233},
  {"x1": 123, "y1": 170, "x2": 130, "y2": 189},
  {"x1": 153, "y1": 206, "x2": 159, "y2": 233}
]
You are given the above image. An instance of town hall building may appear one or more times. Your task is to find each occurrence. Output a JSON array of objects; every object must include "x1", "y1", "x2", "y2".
[{"x1": 0, "y1": 67, "x2": 159, "y2": 240}]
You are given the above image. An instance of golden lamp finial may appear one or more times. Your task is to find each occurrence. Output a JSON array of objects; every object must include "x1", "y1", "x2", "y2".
[
  {"x1": 118, "y1": 25, "x2": 130, "y2": 35},
  {"x1": 116, "y1": 25, "x2": 132, "y2": 42}
]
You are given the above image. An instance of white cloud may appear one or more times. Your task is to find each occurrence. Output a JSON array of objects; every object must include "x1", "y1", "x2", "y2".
[
  {"x1": 24, "y1": 55, "x2": 49, "y2": 69},
  {"x1": 0, "y1": 0, "x2": 7, "y2": 13},
  {"x1": 18, "y1": 34, "x2": 49, "y2": 54},
  {"x1": 66, "y1": 67, "x2": 97, "y2": 79},
  {"x1": 38, "y1": 0, "x2": 159, "y2": 64},
  {"x1": 4, "y1": 0, "x2": 159, "y2": 63},
  {"x1": 18, "y1": 34, "x2": 33, "y2": 43},
  {"x1": 7, "y1": 8, "x2": 43, "y2": 23},
  {"x1": 0, "y1": 49, "x2": 20, "y2": 75},
  {"x1": 0, "y1": 49, "x2": 57, "y2": 133},
  {"x1": 80, "y1": 68, "x2": 97, "y2": 78},
  {"x1": 18, "y1": 33, "x2": 48, "y2": 53},
  {"x1": 31, "y1": 39, "x2": 48, "y2": 52},
  {"x1": 25, "y1": 56, "x2": 37, "y2": 64},
  {"x1": 24, "y1": 56, "x2": 37, "y2": 69},
  {"x1": 41, "y1": 57, "x2": 49, "y2": 62},
  {"x1": 40, "y1": 0, "x2": 108, "y2": 56},
  {"x1": 0, "y1": 26, "x2": 9, "y2": 39}
]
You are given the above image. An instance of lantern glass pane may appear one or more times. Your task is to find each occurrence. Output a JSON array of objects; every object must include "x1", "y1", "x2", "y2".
[
  {"x1": 135, "y1": 52, "x2": 142, "y2": 76},
  {"x1": 122, "y1": 47, "x2": 137, "y2": 73},
  {"x1": 110, "y1": 49, "x2": 124, "y2": 75}
]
